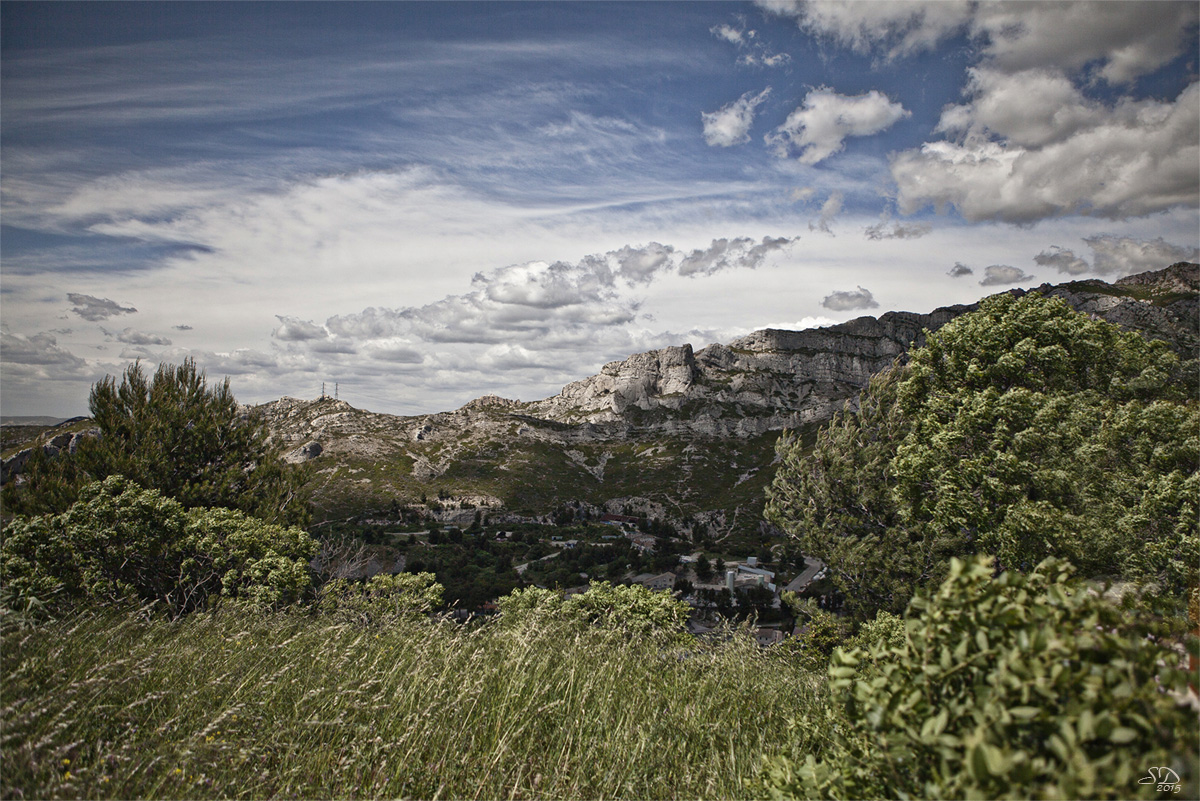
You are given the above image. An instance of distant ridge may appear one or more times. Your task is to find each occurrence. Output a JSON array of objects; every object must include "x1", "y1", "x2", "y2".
[{"x1": 1, "y1": 416, "x2": 77, "y2": 427}]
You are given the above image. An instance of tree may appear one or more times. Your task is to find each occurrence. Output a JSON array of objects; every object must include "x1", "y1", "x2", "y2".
[
  {"x1": 766, "y1": 294, "x2": 1198, "y2": 620},
  {"x1": 3, "y1": 359, "x2": 308, "y2": 525},
  {"x1": 1, "y1": 476, "x2": 318, "y2": 617},
  {"x1": 757, "y1": 557, "x2": 1198, "y2": 800}
]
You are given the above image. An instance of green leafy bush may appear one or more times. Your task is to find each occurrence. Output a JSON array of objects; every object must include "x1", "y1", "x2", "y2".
[
  {"x1": 317, "y1": 572, "x2": 444, "y2": 624},
  {"x1": 1, "y1": 476, "x2": 318, "y2": 617},
  {"x1": 767, "y1": 294, "x2": 1198, "y2": 620},
  {"x1": 499, "y1": 580, "x2": 691, "y2": 641},
  {"x1": 756, "y1": 557, "x2": 1198, "y2": 800}
]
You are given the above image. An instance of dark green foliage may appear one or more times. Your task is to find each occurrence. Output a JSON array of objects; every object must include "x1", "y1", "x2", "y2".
[
  {"x1": 1, "y1": 476, "x2": 318, "y2": 618},
  {"x1": 767, "y1": 293, "x2": 1198, "y2": 619},
  {"x1": 3, "y1": 359, "x2": 308, "y2": 525},
  {"x1": 757, "y1": 557, "x2": 1198, "y2": 800}
]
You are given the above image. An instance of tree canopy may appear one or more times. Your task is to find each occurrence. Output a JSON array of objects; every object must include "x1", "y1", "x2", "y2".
[
  {"x1": 3, "y1": 359, "x2": 308, "y2": 525},
  {"x1": 766, "y1": 293, "x2": 1198, "y2": 620}
]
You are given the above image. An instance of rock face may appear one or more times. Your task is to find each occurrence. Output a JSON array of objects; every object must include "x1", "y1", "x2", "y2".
[
  {"x1": 521, "y1": 262, "x2": 1198, "y2": 437},
  {"x1": 241, "y1": 263, "x2": 1200, "y2": 524},
  {"x1": 260, "y1": 263, "x2": 1198, "y2": 452},
  {"x1": 1, "y1": 426, "x2": 99, "y2": 484}
]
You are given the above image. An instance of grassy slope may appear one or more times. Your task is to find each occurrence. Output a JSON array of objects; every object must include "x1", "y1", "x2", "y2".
[{"x1": 1, "y1": 609, "x2": 822, "y2": 800}]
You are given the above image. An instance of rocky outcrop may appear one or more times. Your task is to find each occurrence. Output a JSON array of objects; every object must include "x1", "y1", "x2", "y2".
[{"x1": 1, "y1": 426, "x2": 99, "y2": 484}]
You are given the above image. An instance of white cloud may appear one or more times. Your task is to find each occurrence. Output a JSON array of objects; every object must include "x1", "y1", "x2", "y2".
[
  {"x1": 863, "y1": 218, "x2": 931, "y2": 240},
  {"x1": 67, "y1": 293, "x2": 137, "y2": 322},
  {"x1": 759, "y1": 0, "x2": 972, "y2": 61},
  {"x1": 809, "y1": 191, "x2": 844, "y2": 234},
  {"x1": 115, "y1": 328, "x2": 173, "y2": 346},
  {"x1": 711, "y1": 23, "x2": 750, "y2": 47},
  {"x1": 763, "y1": 1, "x2": 1198, "y2": 83},
  {"x1": 1, "y1": 328, "x2": 89, "y2": 368},
  {"x1": 273, "y1": 316, "x2": 328, "y2": 342},
  {"x1": 702, "y1": 88, "x2": 772, "y2": 147},
  {"x1": 970, "y1": 1, "x2": 1200, "y2": 84},
  {"x1": 893, "y1": 82, "x2": 1199, "y2": 223},
  {"x1": 767, "y1": 88, "x2": 909, "y2": 164},
  {"x1": 821, "y1": 285, "x2": 879, "y2": 311},
  {"x1": 979, "y1": 264, "x2": 1035, "y2": 286},
  {"x1": 1083, "y1": 235, "x2": 1199, "y2": 277},
  {"x1": 1033, "y1": 246, "x2": 1090, "y2": 276}
]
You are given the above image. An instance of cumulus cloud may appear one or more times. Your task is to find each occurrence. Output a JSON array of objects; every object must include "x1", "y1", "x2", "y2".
[
  {"x1": 947, "y1": 262, "x2": 974, "y2": 278},
  {"x1": 1083, "y1": 235, "x2": 1200, "y2": 277},
  {"x1": 969, "y1": 1, "x2": 1200, "y2": 84},
  {"x1": 979, "y1": 265, "x2": 1035, "y2": 286},
  {"x1": 1, "y1": 329, "x2": 88, "y2": 367},
  {"x1": 821, "y1": 285, "x2": 879, "y2": 311},
  {"x1": 273, "y1": 315, "x2": 330, "y2": 342},
  {"x1": 809, "y1": 191, "x2": 844, "y2": 234},
  {"x1": 762, "y1": 1, "x2": 1197, "y2": 83},
  {"x1": 115, "y1": 328, "x2": 172, "y2": 346},
  {"x1": 283, "y1": 235, "x2": 800, "y2": 385},
  {"x1": 702, "y1": 88, "x2": 772, "y2": 147},
  {"x1": 863, "y1": 219, "x2": 931, "y2": 240},
  {"x1": 767, "y1": 88, "x2": 909, "y2": 164},
  {"x1": 1033, "y1": 246, "x2": 1090, "y2": 276},
  {"x1": 759, "y1": 0, "x2": 972, "y2": 62},
  {"x1": 893, "y1": 82, "x2": 1199, "y2": 223},
  {"x1": 677, "y1": 235, "x2": 798, "y2": 277},
  {"x1": 67, "y1": 293, "x2": 137, "y2": 322}
]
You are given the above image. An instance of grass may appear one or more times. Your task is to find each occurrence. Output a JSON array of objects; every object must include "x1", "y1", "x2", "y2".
[{"x1": 2, "y1": 608, "x2": 824, "y2": 800}]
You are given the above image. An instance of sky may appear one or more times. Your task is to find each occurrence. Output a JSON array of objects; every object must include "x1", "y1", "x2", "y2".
[{"x1": 2, "y1": 1, "x2": 1197, "y2": 418}]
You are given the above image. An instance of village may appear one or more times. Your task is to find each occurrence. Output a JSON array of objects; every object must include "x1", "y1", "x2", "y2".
[{"x1": 315, "y1": 501, "x2": 831, "y2": 646}]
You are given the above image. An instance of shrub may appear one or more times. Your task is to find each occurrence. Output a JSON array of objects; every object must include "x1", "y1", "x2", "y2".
[
  {"x1": 1, "y1": 476, "x2": 318, "y2": 618},
  {"x1": 756, "y1": 557, "x2": 1198, "y2": 800},
  {"x1": 317, "y1": 572, "x2": 444, "y2": 625},
  {"x1": 499, "y1": 581, "x2": 690, "y2": 642}
]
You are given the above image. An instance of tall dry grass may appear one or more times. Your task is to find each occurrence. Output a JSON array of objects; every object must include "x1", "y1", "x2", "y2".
[{"x1": 2, "y1": 608, "x2": 823, "y2": 799}]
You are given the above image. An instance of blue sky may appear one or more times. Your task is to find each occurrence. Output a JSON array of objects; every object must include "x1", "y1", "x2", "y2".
[{"x1": 2, "y1": 1, "x2": 1197, "y2": 417}]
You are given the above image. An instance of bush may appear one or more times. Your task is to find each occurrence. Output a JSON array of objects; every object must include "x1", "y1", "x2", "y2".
[
  {"x1": 1, "y1": 476, "x2": 318, "y2": 618},
  {"x1": 756, "y1": 557, "x2": 1198, "y2": 800},
  {"x1": 317, "y1": 572, "x2": 444, "y2": 625},
  {"x1": 499, "y1": 581, "x2": 691, "y2": 641}
]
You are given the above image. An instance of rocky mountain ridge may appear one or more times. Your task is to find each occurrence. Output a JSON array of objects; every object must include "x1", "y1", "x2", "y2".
[{"x1": 254, "y1": 263, "x2": 1196, "y2": 524}]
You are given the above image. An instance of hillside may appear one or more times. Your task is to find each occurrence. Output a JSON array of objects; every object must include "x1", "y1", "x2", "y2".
[{"x1": 254, "y1": 263, "x2": 1198, "y2": 529}]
